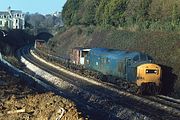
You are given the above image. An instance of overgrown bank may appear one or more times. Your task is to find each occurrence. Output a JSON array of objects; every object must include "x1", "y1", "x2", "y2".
[{"x1": 45, "y1": 26, "x2": 180, "y2": 98}]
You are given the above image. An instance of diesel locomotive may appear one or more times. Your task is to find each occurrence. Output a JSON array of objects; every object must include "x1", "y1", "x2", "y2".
[{"x1": 72, "y1": 48, "x2": 161, "y2": 94}]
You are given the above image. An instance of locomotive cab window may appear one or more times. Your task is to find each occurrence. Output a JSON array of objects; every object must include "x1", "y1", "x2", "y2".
[
  {"x1": 140, "y1": 53, "x2": 147, "y2": 61},
  {"x1": 133, "y1": 55, "x2": 139, "y2": 62},
  {"x1": 147, "y1": 55, "x2": 153, "y2": 62}
]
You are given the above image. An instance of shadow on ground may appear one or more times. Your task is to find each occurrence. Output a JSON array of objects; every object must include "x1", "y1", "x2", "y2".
[{"x1": 160, "y1": 65, "x2": 177, "y2": 95}]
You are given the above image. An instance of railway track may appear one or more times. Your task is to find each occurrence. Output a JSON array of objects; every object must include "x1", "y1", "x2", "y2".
[
  {"x1": 19, "y1": 47, "x2": 114, "y2": 120},
  {"x1": 146, "y1": 95, "x2": 180, "y2": 111},
  {"x1": 19, "y1": 46, "x2": 180, "y2": 120},
  {"x1": 157, "y1": 95, "x2": 180, "y2": 104},
  {"x1": 32, "y1": 48, "x2": 180, "y2": 111}
]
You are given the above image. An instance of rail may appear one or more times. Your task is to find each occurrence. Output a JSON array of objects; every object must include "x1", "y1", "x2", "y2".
[{"x1": 30, "y1": 48, "x2": 180, "y2": 118}]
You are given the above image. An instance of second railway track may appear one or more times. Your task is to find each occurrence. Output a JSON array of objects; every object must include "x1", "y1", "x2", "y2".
[
  {"x1": 19, "y1": 46, "x2": 180, "y2": 120},
  {"x1": 145, "y1": 95, "x2": 180, "y2": 111}
]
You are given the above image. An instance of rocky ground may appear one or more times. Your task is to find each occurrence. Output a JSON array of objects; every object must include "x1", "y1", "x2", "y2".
[{"x1": 0, "y1": 68, "x2": 84, "y2": 120}]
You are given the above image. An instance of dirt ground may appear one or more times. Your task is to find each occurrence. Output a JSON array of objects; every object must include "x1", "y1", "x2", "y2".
[{"x1": 0, "y1": 68, "x2": 85, "y2": 120}]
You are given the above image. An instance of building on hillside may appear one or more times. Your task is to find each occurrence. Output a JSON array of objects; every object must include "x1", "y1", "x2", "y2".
[
  {"x1": 52, "y1": 11, "x2": 61, "y2": 17},
  {"x1": 0, "y1": 6, "x2": 25, "y2": 30},
  {"x1": 51, "y1": 11, "x2": 64, "y2": 27}
]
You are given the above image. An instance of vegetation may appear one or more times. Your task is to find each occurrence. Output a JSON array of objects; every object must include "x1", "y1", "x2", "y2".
[
  {"x1": 62, "y1": 0, "x2": 180, "y2": 31},
  {"x1": 60, "y1": 1, "x2": 180, "y2": 97},
  {"x1": 25, "y1": 13, "x2": 63, "y2": 34},
  {"x1": 1, "y1": 0, "x2": 178, "y2": 97},
  {"x1": 46, "y1": 26, "x2": 180, "y2": 97}
]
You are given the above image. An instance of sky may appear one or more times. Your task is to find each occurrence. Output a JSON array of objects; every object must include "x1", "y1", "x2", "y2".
[{"x1": 0, "y1": 0, "x2": 67, "y2": 15}]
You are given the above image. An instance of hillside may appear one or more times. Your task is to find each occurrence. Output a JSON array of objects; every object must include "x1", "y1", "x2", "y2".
[
  {"x1": 37, "y1": 0, "x2": 180, "y2": 97},
  {"x1": 62, "y1": 0, "x2": 180, "y2": 31},
  {"x1": 44, "y1": 26, "x2": 180, "y2": 98}
]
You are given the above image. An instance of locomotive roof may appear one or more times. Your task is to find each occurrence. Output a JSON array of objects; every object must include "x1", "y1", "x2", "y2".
[{"x1": 90, "y1": 48, "x2": 146, "y2": 59}]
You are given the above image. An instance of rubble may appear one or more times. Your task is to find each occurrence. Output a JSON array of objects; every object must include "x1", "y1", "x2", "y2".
[{"x1": 0, "y1": 69, "x2": 84, "y2": 120}]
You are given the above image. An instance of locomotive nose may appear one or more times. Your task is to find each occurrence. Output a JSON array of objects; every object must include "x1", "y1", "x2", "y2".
[{"x1": 136, "y1": 63, "x2": 161, "y2": 86}]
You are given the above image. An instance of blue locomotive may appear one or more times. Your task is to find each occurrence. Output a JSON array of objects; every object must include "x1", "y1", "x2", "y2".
[{"x1": 81, "y1": 48, "x2": 161, "y2": 93}]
